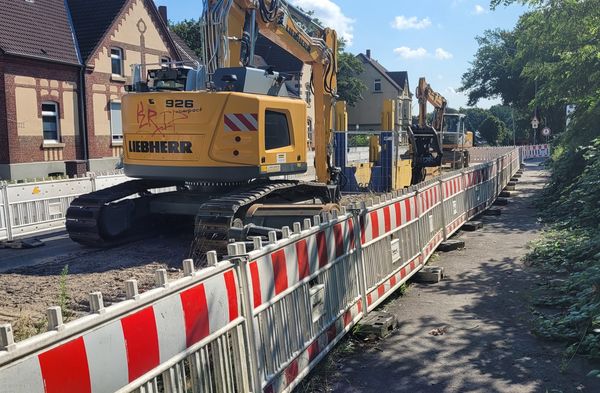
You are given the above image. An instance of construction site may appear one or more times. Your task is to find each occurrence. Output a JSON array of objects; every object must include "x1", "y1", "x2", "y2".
[{"x1": 1, "y1": 0, "x2": 599, "y2": 392}]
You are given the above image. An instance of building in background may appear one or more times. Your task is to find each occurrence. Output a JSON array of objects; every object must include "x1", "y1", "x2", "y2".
[
  {"x1": 347, "y1": 50, "x2": 413, "y2": 132},
  {"x1": 0, "y1": 0, "x2": 196, "y2": 180}
]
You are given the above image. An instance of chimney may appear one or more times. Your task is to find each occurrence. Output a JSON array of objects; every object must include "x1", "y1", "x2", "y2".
[
  {"x1": 366, "y1": 49, "x2": 371, "y2": 59},
  {"x1": 158, "y1": 6, "x2": 168, "y2": 24}
]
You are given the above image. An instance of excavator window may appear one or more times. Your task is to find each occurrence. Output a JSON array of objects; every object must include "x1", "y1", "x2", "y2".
[{"x1": 265, "y1": 110, "x2": 291, "y2": 150}]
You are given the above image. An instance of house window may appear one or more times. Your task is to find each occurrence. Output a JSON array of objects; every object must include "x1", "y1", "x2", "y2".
[
  {"x1": 161, "y1": 56, "x2": 171, "y2": 66},
  {"x1": 374, "y1": 79, "x2": 382, "y2": 92},
  {"x1": 305, "y1": 82, "x2": 312, "y2": 106},
  {"x1": 42, "y1": 102, "x2": 60, "y2": 142},
  {"x1": 110, "y1": 102, "x2": 123, "y2": 141},
  {"x1": 111, "y1": 48, "x2": 124, "y2": 75}
]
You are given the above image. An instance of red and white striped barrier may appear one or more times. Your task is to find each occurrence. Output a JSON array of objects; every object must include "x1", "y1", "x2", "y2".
[
  {"x1": 0, "y1": 267, "x2": 242, "y2": 393},
  {"x1": 521, "y1": 144, "x2": 550, "y2": 159},
  {"x1": 0, "y1": 147, "x2": 524, "y2": 393}
]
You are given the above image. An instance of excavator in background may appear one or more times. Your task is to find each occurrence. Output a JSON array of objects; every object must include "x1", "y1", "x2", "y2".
[
  {"x1": 441, "y1": 112, "x2": 473, "y2": 169},
  {"x1": 411, "y1": 78, "x2": 473, "y2": 182},
  {"x1": 409, "y1": 77, "x2": 445, "y2": 184},
  {"x1": 65, "y1": 0, "x2": 439, "y2": 260}
]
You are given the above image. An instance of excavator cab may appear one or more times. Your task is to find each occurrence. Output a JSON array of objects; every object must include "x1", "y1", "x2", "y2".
[{"x1": 122, "y1": 65, "x2": 309, "y2": 182}]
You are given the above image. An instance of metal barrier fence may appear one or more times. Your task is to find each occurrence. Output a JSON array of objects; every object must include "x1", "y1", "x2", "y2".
[
  {"x1": 521, "y1": 144, "x2": 550, "y2": 159},
  {"x1": 0, "y1": 172, "x2": 164, "y2": 242},
  {"x1": 0, "y1": 146, "x2": 526, "y2": 393}
]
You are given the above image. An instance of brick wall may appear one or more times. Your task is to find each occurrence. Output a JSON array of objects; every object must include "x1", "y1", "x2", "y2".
[
  {"x1": 0, "y1": 55, "x2": 81, "y2": 165},
  {"x1": 0, "y1": 60, "x2": 8, "y2": 164}
]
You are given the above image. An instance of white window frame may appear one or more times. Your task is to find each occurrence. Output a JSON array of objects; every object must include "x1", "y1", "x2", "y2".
[
  {"x1": 41, "y1": 101, "x2": 60, "y2": 143},
  {"x1": 374, "y1": 79, "x2": 382, "y2": 92},
  {"x1": 160, "y1": 56, "x2": 171, "y2": 66},
  {"x1": 110, "y1": 101, "x2": 123, "y2": 143},
  {"x1": 111, "y1": 47, "x2": 124, "y2": 76}
]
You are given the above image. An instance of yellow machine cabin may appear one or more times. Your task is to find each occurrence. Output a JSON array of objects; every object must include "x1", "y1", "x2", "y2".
[{"x1": 122, "y1": 90, "x2": 307, "y2": 181}]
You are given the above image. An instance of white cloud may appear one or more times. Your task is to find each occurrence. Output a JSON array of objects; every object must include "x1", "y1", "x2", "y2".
[
  {"x1": 391, "y1": 16, "x2": 432, "y2": 30},
  {"x1": 474, "y1": 4, "x2": 487, "y2": 14},
  {"x1": 289, "y1": 0, "x2": 355, "y2": 45},
  {"x1": 446, "y1": 87, "x2": 458, "y2": 95},
  {"x1": 435, "y1": 48, "x2": 453, "y2": 60},
  {"x1": 393, "y1": 46, "x2": 428, "y2": 59}
]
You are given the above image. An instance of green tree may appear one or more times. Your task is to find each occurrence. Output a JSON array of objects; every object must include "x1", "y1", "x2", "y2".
[
  {"x1": 478, "y1": 115, "x2": 510, "y2": 145},
  {"x1": 170, "y1": 19, "x2": 203, "y2": 58},
  {"x1": 337, "y1": 52, "x2": 366, "y2": 107},
  {"x1": 460, "y1": 107, "x2": 489, "y2": 132}
]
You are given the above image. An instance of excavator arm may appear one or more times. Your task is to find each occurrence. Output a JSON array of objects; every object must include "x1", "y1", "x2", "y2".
[
  {"x1": 416, "y1": 77, "x2": 447, "y2": 131},
  {"x1": 202, "y1": 0, "x2": 338, "y2": 183}
]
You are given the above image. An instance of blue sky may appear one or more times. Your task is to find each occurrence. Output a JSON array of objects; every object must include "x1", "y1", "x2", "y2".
[{"x1": 155, "y1": 0, "x2": 526, "y2": 108}]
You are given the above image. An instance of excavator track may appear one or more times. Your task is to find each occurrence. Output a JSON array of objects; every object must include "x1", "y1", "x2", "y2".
[
  {"x1": 66, "y1": 179, "x2": 178, "y2": 247},
  {"x1": 189, "y1": 180, "x2": 336, "y2": 261}
]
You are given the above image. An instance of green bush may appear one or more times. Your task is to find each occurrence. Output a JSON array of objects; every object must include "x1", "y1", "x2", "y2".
[{"x1": 528, "y1": 137, "x2": 600, "y2": 360}]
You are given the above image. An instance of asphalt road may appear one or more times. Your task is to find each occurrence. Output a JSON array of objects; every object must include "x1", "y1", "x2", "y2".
[
  {"x1": 303, "y1": 160, "x2": 600, "y2": 393},
  {"x1": 0, "y1": 231, "x2": 86, "y2": 273}
]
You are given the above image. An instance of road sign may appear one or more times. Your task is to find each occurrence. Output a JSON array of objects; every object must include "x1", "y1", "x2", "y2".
[
  {"x1": 542, "y1": 127, "x2": 551, "y2": 137},
  {"x1": 531, "y1": 117, "x2": 539, "y2": 129}
]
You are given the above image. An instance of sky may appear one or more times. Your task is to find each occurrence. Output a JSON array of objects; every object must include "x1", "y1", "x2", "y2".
[{"x1": 155, "y1": 0, "x2": 527, "y2": 109}]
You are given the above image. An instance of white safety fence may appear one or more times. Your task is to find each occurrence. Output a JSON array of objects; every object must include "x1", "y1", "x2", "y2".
[
  {"x1": 0, "y1": 146, "x2": 527, "y2": 393},
  {"x1": 0, "y1": 172, "x2": 132, "y2": 242},
  {"x1": 520, "y1": 144, "x2": 550, "y2": 160}
]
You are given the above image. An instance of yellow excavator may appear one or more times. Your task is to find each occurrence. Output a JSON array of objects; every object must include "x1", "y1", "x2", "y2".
[
  {"x1": 66, "y1": 0, "x2": 340, "y2": 257},
  {"x1": 411, "y1": 77, "x2": 472, "y2": 178},
  {"x1": 409, "y1": 77, "x2": 445, "y2": 184},
  {"x1": 66, "y1": 1, "x2": 439, "y2": 258}
]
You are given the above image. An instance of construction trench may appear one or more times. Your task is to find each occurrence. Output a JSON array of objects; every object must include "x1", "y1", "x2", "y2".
[{"x1": 0, "y1": 146, "x2": 555, "y2": 392}]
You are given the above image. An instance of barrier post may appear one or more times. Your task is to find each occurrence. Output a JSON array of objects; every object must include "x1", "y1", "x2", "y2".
[
  {"x1": 438, "y1": 179, "x2": 448, "y2": 241},
  {"x1": 230, "y1": 245, "x2": 262, "y2": 393},
  {"x1": 2, "y1": 184, "x2": 13, "y2": 241},
  {"x1": 496, "y1": 157, "x2": 502, "y2": 197},
  {"x1": 350, "y1": 203, "x2": 369, "y2": 318},
  {"x1": 90, "y1": 173, "x2": 97, "y2": 192}
]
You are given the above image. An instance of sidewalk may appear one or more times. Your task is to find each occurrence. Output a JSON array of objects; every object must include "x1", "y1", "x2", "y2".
[{"x1": 305, "y1": 161, "x2": 600, "y2": 392}]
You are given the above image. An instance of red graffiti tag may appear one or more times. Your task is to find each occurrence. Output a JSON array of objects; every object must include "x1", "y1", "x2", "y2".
[{"x1": 136, "y1": 102, "x2": 189, "y2": 135}]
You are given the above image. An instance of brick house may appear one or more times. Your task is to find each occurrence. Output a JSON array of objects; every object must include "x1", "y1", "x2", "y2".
[
  {"x1": 0, "y1": 0, "x2": 196, "y2": 180},
  {"x1": 347, "y1": 50, "x2": 413, "y2": 132}
]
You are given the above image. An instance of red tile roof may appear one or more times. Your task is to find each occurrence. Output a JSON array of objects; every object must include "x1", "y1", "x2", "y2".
[
  {"x1": 66, "y1": 0, "x2": 127, "y2": 63},
  {"x1": 0, "y1": 0, "x2": 80, "y2": 65}
]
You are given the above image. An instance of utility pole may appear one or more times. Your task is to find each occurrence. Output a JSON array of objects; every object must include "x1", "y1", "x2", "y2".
[{"x1": 511, "y1": 105, "x2": 516, "y2": 146}]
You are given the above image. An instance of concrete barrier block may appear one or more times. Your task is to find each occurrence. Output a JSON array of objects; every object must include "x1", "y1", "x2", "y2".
[
  {"x1": 462, "y1": 221, "x2": 483, "y2": 231},
  {"x1": 493, "y1": 198, "x2": 509, "y2": 206},
  {"x1": 438, "y1": 239, "x2": 465, "y2": 252},
  {"x1": 484, "y1": 208, "x2": 502, "y2": 216},
  {"x1": 355, "y1": 311, "x2": 398, "y2": 339},
  {"x1": 499, "y1": 191, "x2": 513, "y2": 197},
  {"x1": 413, "y1": 266, "x2": 444, "y2": 283},
  {"x1": 505, "y1": 185, "x2": 516, "y2": 191}
]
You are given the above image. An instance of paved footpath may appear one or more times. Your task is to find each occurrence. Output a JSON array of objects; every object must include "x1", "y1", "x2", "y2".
[{"x1": 305, "y1": 161, "x2": 600, "y2": 393}]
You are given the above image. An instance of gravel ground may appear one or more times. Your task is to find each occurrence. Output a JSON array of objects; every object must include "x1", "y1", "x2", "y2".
[
  {"x1": 0, "y1": 231, "x2": 193, "y2": 340},
  {"x1": 302, "y1": 160, "x2": 600, "y2": 393}
]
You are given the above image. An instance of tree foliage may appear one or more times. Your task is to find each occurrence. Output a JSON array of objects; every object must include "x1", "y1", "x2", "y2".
[
  {"x1": 476, "y1": 0, "x2": 600, "y2": 361},
  {"x1": 478, "y1": 115, "x2": 510, "y2": 145},
  {"x1": 169, "y1": 19, "x2": 203, "y2": 58},
  {"x1": 337, "y1": 48, "x2": 367, "y2": 107}
]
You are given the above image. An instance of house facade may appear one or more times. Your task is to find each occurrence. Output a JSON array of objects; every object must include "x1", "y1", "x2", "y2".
[
  {"x1": 347, "y1": 50, "x2": 413, "y2": 132},
  {"x1": 0, "y1": 0, "x2": 196, "y2": 180}
]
